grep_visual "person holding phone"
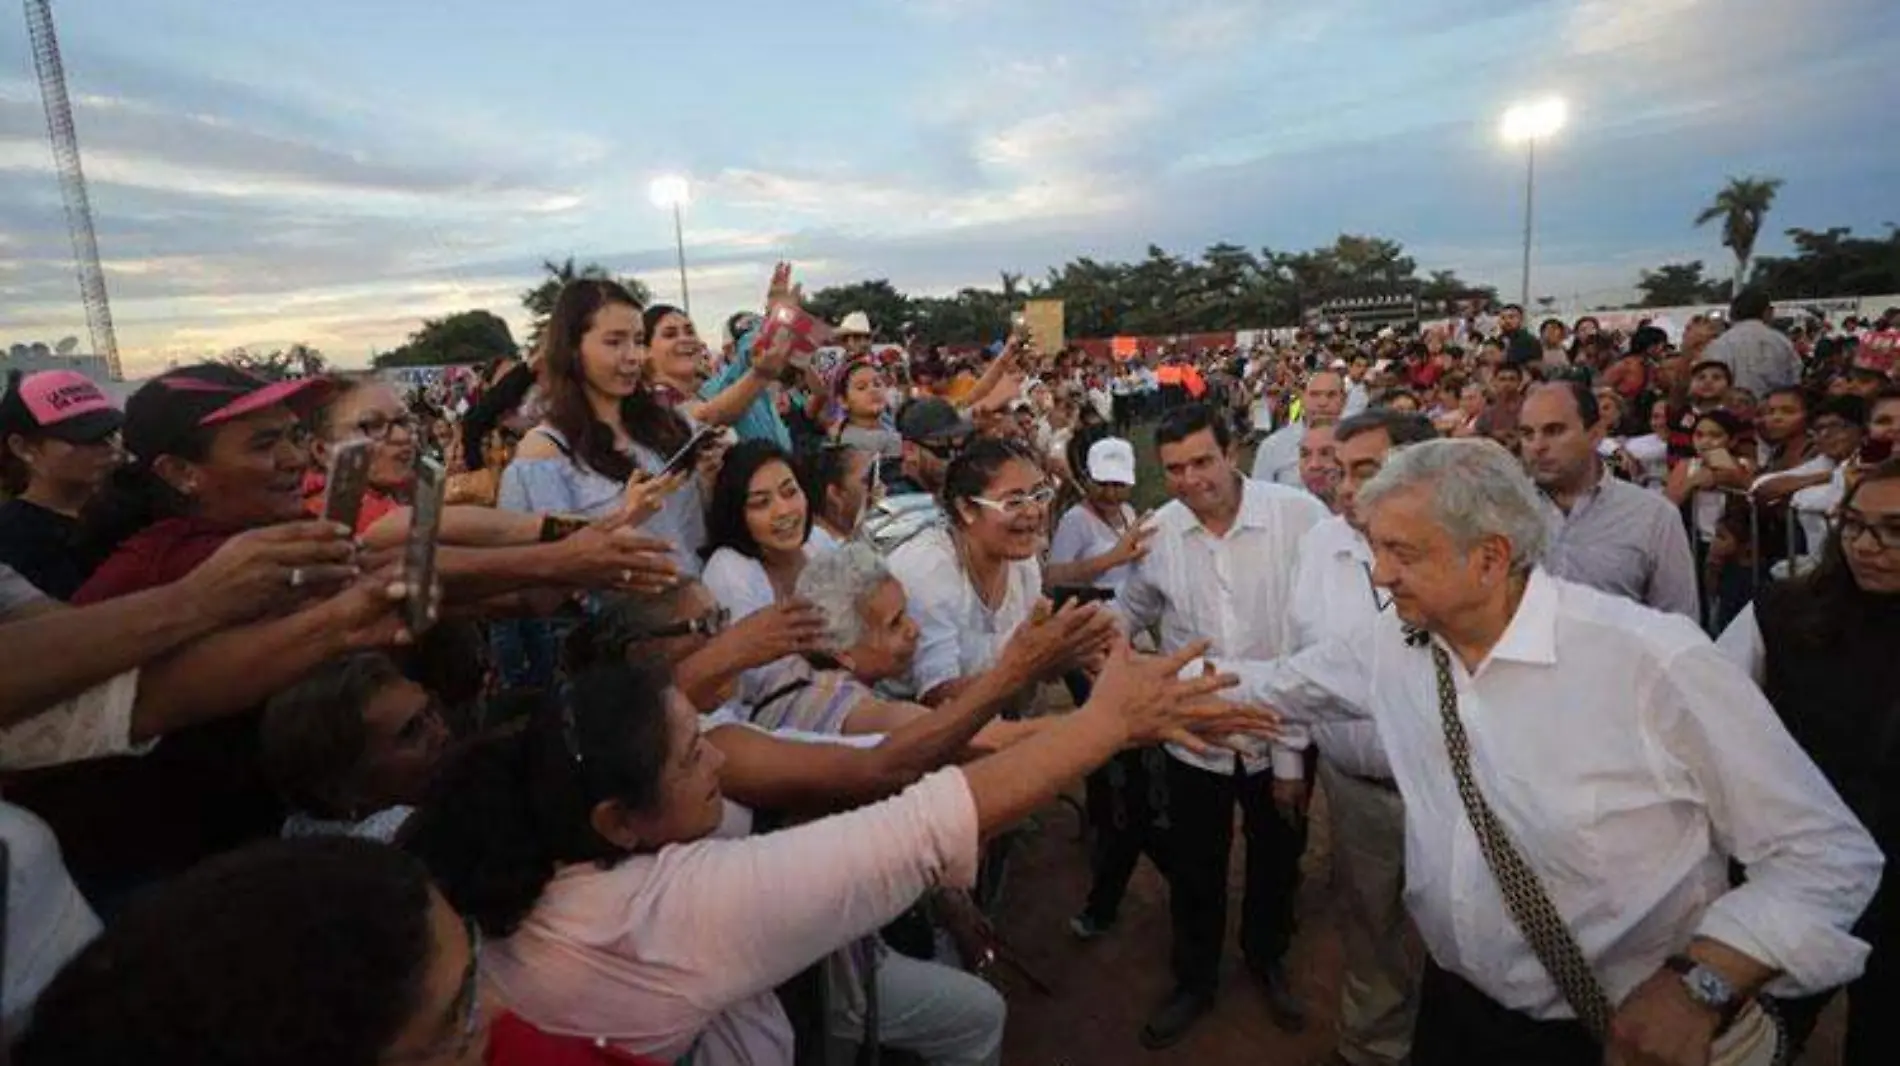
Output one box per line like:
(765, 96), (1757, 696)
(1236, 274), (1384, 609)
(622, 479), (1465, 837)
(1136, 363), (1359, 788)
(500, 280), (708, 576)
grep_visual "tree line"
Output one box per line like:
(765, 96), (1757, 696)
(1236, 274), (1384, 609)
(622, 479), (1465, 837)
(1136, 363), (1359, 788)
(223, 178), (1890, 373)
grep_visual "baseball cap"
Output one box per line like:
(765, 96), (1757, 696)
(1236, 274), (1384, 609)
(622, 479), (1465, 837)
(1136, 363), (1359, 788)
(123, 363), (333, 462)
(1086, 437), (1137, 486)
(0, 369), (123, 444)
(894, 396), (973, 444)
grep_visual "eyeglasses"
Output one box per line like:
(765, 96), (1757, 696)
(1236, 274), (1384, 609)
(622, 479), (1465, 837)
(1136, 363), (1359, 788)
(969, 484), (1057, 516)
(915, 439), (964, 461)
(355, 412), (419, 442)
(1838, 513), (1900, 551)
(1360, 561), (1394, 612)
(382, 917), (483, 1062)
(642, 606), (731, 640)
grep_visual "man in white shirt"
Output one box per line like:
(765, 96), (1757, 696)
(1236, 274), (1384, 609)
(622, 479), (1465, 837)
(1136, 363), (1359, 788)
(1115, 404), (1329, 1048)
(1704, 289), (1801, 398)
(1518, 382), (1700, 619)
(1286, 408), (1439, 1066)
(1225, 439), (1881, 1065)
(1251, 370), (1347, 486)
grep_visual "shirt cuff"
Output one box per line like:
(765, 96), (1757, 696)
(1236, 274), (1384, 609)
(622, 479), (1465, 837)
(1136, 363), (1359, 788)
(1270, 744), (1307, 781)
(1695, 889), (1873, 997)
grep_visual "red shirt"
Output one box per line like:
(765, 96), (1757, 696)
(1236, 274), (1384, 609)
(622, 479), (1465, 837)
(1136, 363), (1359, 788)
(5, 518), (283, 897)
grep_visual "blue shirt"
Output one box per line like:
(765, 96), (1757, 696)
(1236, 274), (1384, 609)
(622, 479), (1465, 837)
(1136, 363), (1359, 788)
(700, 331), (792, 450)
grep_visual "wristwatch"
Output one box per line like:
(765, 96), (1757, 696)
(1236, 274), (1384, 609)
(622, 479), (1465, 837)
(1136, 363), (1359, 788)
(1664, 955), (1743, 1028)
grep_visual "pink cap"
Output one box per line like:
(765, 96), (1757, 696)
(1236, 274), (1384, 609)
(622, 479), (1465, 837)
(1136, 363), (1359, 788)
(1, 370), (123, 442)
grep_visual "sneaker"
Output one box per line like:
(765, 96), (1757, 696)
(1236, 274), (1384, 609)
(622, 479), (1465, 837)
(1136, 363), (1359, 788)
(1068, 911), (1114, 941)
(1139, 988), (1213, 1050)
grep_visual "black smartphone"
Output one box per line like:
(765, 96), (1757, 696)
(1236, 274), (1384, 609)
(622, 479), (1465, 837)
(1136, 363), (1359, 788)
(404, 457), (445, 634)
(321, 439), (372, 532)
(660, 425), (724, 479)
(1051, 585), (1117, 608)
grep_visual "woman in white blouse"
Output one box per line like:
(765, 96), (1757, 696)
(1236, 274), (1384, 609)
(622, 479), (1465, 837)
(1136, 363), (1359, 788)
(886, 438), (1070, 706)
(701, 440), (817, 621)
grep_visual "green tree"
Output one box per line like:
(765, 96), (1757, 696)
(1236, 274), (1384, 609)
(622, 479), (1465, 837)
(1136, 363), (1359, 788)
(521, 258), (653, 349)
(1694, 176), (1784, 290)
(373, 310), (518, 369)
(214, 343), (327, 380)
(1751, 225), (1900, 299)
(799, 279), (914, 340)
(1634, 262), (1730, 307)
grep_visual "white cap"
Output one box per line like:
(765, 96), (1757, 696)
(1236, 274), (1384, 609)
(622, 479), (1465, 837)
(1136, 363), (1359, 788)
(1086, 437), (1137, 486)
(836, 311), (873, 337)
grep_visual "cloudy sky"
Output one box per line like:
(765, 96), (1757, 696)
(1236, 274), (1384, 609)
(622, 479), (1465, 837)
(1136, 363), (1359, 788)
(3, 0), (1896, 375)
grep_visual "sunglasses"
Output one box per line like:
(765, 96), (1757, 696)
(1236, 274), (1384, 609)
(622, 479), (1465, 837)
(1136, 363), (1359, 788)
(642, 606), (731, 640)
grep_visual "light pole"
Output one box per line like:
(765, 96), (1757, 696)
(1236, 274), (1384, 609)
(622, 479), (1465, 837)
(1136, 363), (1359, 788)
(648, 175), (692, 316)
(1499, 98), (1567, 310)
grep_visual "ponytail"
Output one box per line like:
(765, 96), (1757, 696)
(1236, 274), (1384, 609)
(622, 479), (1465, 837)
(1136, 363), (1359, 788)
(401, 661), (676, 937)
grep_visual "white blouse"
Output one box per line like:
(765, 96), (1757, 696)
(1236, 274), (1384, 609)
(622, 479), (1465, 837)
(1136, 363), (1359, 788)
(886, 526), (1040, 700)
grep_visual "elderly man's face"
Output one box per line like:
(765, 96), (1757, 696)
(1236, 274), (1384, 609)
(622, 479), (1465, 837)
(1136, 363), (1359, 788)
(1366, 483), (1512, 631)
(839, 578), (919, 683)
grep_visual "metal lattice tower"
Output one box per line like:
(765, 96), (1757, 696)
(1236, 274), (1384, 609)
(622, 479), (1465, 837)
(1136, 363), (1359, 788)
(25, 0), (121, 380)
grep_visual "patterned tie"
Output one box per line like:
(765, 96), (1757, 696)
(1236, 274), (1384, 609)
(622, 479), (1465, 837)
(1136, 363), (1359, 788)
(1429, 642), (1613, 1037)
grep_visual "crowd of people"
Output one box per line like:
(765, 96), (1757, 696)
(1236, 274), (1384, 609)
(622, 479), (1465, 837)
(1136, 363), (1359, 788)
(0, 264), (1895, 1066)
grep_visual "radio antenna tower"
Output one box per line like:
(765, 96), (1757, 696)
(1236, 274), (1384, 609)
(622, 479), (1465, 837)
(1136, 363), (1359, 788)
(25, 0), (122, 379)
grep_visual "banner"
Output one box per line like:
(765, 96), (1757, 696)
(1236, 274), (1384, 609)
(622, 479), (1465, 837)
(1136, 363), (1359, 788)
(1022, 299), (1066, 357)
(1110, 335), (1139, 361)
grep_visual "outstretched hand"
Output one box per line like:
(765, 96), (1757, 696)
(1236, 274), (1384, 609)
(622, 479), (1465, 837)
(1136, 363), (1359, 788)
(1084, 638), (1279, 754)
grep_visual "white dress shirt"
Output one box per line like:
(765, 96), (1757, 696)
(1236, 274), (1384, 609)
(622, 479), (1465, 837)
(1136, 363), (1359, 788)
(1282, 515), (1392, 780)
(1249, 422), (1307, 486)
(1224, 570), (1880, 1017)
(1116, 476), (1327, 775)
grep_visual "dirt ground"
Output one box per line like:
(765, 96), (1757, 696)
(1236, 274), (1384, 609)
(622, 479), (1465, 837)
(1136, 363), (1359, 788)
(981, 782), (1848, 1066)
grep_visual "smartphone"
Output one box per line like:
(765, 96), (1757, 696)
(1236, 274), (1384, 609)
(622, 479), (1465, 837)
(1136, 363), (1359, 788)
(1860, 438), (1895, 464)
(321, 440), (372, 532)
(660, 425), (724, 479)
(404, 457), (446, 635)
(1051, 585), (1117, 608)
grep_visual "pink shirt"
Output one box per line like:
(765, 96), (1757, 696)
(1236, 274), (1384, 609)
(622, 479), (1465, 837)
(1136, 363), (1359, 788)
(484, 769), (981, 1066)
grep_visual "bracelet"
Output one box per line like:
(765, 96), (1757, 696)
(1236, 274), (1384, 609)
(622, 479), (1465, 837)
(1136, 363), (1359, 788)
(539, 514), (589, 543)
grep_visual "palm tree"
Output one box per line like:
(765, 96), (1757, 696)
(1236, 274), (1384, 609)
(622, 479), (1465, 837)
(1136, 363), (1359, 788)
(1695, 176), (1784, 291)
(520, 258), (652, 348)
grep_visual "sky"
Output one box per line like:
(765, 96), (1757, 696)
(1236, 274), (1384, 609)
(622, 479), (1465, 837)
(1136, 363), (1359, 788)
(2, 0), (1897, 375)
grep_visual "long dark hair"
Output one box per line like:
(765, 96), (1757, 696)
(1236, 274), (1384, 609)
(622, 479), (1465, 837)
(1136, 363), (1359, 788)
(702, 438), (810, 561)
(1769, 458), (1900, 647)
(401, 660), (675, 937)
(78, 416), (217, 562)
(941, 436), (1040, 528)
(539, 280), (689, 482)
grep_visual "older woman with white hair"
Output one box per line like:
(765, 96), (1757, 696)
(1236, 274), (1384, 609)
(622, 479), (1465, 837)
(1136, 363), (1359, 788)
(1218, 439), (1880, 1066)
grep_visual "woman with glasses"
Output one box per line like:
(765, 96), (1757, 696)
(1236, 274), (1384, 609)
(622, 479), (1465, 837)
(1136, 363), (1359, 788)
(16, 836), (492, 1066)
(403, 649), (1255, 1066)
(1716, 457), (1900, 1066)
(888, 438), (1091, 707)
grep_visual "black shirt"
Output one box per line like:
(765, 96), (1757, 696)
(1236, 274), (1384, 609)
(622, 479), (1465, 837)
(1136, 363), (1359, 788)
(0, 498), (89, 600)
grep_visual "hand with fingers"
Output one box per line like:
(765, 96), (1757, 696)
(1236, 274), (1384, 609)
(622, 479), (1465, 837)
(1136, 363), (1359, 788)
(545, 524), (680, 594)
(1106, 520), (1157, 569)
(182, 519), (361, 625)
(718, 598), (832, 670)
(313, 563), (440, 651)
(999, 597), (1120, 682)
(1081, 638), (1279, 754)
(610, 469), (691, 531)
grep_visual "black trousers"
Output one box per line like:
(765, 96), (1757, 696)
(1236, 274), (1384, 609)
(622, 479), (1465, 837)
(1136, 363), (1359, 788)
(1412, 960), (1598, 1066)
(1165, 755), (1306, 995)
(1080, 748), (1166, 923)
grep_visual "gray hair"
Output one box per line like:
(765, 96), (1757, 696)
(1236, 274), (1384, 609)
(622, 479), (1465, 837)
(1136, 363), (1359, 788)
(795, 542), (895, 649)
(1357, 438), (1549, 573)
